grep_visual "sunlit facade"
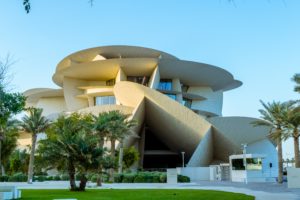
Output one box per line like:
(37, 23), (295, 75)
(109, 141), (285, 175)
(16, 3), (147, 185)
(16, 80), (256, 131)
(23, 45), (277, 173)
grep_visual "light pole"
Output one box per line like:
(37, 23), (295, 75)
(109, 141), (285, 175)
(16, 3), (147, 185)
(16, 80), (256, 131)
(181, 151), (185, 168)
(241, 143), (248, 184)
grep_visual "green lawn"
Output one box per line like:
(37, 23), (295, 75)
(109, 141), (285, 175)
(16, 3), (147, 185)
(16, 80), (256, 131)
(21, 189), (255, 200)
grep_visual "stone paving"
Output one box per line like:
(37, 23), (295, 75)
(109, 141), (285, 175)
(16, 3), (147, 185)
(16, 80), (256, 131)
(1, 181), (299, 200)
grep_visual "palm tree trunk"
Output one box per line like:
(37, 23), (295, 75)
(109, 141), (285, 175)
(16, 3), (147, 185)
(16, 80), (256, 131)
(118, 140), (124, 173)
(27, 133), (37, 184)
(96, 167), (102, 187)
(68, 159), (76, 191)
(109, 139), (116, 182)
(293, 129), (300, 168)
(277, 136), (283, 183)
(79, 174), (87, 191)
(96, 138), (104, 186)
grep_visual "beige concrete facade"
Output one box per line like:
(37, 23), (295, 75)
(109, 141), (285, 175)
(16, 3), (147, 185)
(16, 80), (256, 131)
(23, 45), (276, 168)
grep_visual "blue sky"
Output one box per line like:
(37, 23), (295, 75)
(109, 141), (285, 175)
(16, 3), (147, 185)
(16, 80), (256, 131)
(1, 0), (300, 158)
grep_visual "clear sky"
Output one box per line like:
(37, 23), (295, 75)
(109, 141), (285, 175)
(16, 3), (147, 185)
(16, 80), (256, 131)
(1, 0), (299, 158)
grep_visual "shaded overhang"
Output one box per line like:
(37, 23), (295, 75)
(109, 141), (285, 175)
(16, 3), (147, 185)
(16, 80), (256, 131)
(53, 58), (158, 86)
(158, 59), (242, 92)
(24, 88), (64, 105)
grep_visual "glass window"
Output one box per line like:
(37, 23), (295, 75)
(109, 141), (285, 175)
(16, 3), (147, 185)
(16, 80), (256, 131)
(106, 79), (115, 86)
(95, 96), (116, 106)
(182, 97), (192, 108)
(231, 158), (263, 171)
(246, 158), (262, 170)
(232, 159), (245, 170)
(181, 84), (189, 92)
(127, 76), (149, 86)
(158, 79), (172, 91)
(166, 94), (176, 100)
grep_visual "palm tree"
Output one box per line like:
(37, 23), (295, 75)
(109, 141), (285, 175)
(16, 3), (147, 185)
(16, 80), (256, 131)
(21, 107), (50, 184)
(39, 113), (102, 191)
(104, 111), (136, 181)
(284, 105), (300, 168)
(1, 119), (19, 175)
(292, 73), (300, 93)
(92, 112), (111, 186)
(253, 100), (293, 183)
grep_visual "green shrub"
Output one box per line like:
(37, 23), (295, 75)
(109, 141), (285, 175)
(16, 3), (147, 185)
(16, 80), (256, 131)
(112, 171), (190, 183)
(8, 172), (27, 182)
(114, 174), (123, 183)
(178, 174), (190, 183)
(102, 174), (109, 183)
(0, 175), (9, 182)
(159, 173), (167, 183)
(75, 174), (81, 181)
(46, 176), (53, 181)
(152, 174), (161, 183)
(122, 173), (135, 183)
(90, 174), (98, 183)
(53, 175), (61, 181)
(61, 174), (69, 181)
(34, 175), (46, 182)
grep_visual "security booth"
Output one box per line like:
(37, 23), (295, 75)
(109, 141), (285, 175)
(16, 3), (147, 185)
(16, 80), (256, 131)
(229, 154), (275, 182)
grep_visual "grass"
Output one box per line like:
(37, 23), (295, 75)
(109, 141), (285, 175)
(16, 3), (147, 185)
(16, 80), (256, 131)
(21, 189), (255, 200)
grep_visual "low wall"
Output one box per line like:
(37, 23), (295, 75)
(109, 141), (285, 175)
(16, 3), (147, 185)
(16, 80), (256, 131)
(287, 167), (300, 188)
(177, 167), (210, 181)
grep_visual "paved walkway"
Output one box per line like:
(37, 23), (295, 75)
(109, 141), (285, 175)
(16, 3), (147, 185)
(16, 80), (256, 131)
(1, 181), (299, 200)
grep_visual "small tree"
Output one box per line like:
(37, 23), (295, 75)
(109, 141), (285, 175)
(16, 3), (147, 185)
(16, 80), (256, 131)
(1, 120), (19, 175)
(117, 146), (139, 170)
(21, 107), (50, 183)
(284, 105), (300, 168)
(39, 113), (104, 191)
(103, 111), (136, 181)
(0, 81), (25, 175)
(253, 100), (293, 183)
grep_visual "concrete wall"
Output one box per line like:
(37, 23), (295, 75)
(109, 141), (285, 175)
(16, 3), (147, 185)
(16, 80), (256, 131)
(149, 66), (160, 89)
(187, 128), (213, 166)
(188, 86), (223, 116)
(247, 139), (278, 179)
(177, 167), (210, 181)
(287, 168), (300, 188)
(63, 77), (89, 111)
(36, 97), (67, 116)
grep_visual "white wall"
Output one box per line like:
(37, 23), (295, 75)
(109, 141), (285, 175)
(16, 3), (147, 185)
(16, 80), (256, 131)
(63, 77), (89, 111)
(247, 139), (278, 179)
(177, 167), (210, 181)
(149, 66), (160, 89)
(36, 97), (67, 116)
(287, 168), (300, 188)
(188, 86), (223, 116)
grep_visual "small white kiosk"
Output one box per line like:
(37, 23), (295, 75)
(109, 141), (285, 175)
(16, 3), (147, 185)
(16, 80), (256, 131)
(229, 154), (276, 182)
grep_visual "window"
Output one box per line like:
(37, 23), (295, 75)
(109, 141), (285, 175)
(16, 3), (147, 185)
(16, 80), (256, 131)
(158, 79), (172, 91)
(246, 158), (262, 170)
(166, 94), (176, 100)
(182, 97), (192, 108)
(181, 84), (189, 93)
(95, 96), (116, 105)
(231, 158), (263, 171)
(106, 79), (115, 86)
(127, 76), (149, 86)
(232, 159), (245, 170)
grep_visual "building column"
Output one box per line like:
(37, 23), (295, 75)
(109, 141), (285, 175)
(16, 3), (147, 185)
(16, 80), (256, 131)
(172, 78), (183, 103)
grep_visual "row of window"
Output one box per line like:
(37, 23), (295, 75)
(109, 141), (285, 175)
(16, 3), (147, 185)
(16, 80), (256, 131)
(95, 96), (116, 106)
(231, 158), (263, 171)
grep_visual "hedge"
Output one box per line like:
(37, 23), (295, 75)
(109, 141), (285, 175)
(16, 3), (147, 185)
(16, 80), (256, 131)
(0, 172), (190, 183)
(114, 172), (190, 183)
